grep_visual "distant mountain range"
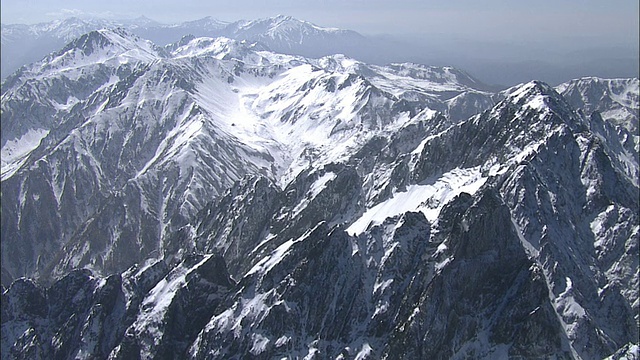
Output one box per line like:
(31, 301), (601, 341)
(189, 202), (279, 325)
(1, 15), (366, 81)
(3, 15), (638, 87)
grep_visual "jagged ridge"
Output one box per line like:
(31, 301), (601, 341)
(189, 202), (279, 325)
(1, 25), (638, 360)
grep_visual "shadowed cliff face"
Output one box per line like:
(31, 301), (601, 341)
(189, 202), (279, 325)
(2, 254), (235, 360)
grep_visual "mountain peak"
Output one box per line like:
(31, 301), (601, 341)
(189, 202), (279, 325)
(171, 36), (267, 59)
(501, 80), (561, 107)
(555, 76), (639, 136)
(482, 80), (588, 143)
(122, 15), (162, 28)
(232, 15), (349, 36)
(133, 15), (154, 22)
(517, 80), (556, 95)
(180, 16), (229, 30)
(44, 27), (164, 71)
(273, 14), (294, 22)
(58, 16), (85, 24)
(57, 29), (115, 56)
(267, 15), (344, 33)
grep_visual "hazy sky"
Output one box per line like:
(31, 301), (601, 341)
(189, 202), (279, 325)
(1, 0), (638, 44)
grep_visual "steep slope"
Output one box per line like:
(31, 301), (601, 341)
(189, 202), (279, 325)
(556, 77), (640, 191)
(556, 77), (639, 135)
(1, 30), (492, 286)
(557, 77), (639, 163)
(1, 28), (171, 283)
(3, 80), (637, 359)
(182, 81), (638, 359)
(0, 17), (158, 79)
(2, 254), (234, 359)
(1, 28), (165, 175)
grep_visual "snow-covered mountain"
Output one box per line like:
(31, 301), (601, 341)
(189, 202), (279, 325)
(556, 77), (639, 156)
(1, 17), (148, 80)
(1, 26), (638, 359)
(1, 15), (367, 80)
(556, 77), (638, 133)
(1, 28), (493, 285)
(219, 15), (366, 58)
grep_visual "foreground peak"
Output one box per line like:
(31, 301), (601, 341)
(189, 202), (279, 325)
(516, 80), (556, 94)
(502, 80), (560, 103)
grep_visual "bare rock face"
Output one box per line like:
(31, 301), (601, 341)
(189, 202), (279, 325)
(385, 189), (572, 359)
(2, 254), (235, 360)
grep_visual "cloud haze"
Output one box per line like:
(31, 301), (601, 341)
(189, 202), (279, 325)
(2, 0), (637, 41)
(1, 0), (638, 86)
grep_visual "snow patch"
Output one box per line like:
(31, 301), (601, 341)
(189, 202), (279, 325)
(1, 128), (49, 180)
(510, 216), (540, 258)
(555, 276), (587, 338)
(275, 335), (290, 348)
(347, 167), (486, 236)
(291, 171), (336, 216)
(354, 343), (373, 360)
(249, 333), (270, 355)
(373, 278), (393, 295)
(435, 257), (452, 271)
(132, 255), (212, 351)
(246, 238), (297, 276)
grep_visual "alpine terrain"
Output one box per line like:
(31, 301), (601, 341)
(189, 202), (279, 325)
(1, 21), (638, 360)
(1, 15), (366, 80)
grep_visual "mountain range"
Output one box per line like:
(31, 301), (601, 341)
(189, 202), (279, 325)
(1, 15), (366, 81)
(4, 15), (638, 87)
(1, 20), (639, 360)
